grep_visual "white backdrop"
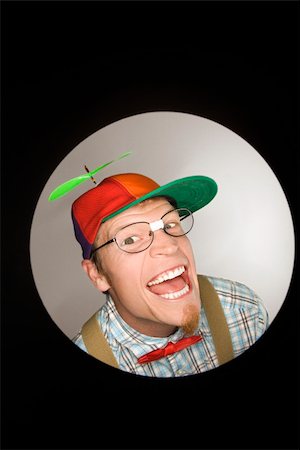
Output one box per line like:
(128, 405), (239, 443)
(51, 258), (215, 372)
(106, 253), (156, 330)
(30, 112), (295, 339)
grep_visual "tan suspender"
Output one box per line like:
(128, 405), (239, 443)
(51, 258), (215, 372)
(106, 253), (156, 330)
(81, 274), (233, 368)
(197, 275), (234, 365)
(81, 312), (119, 368)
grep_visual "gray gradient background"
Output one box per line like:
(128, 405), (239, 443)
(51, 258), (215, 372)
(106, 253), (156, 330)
(30, 112), (295, 339)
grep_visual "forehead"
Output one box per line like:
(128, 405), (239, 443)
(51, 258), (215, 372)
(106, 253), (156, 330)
(98, 197), (174, 241)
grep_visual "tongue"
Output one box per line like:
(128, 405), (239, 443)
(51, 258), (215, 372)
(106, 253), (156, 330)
(148, 275), (186, 295)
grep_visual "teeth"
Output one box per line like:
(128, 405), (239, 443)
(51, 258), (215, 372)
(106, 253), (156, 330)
(147, 266), (185, 286)
(160, 283), (190, 300)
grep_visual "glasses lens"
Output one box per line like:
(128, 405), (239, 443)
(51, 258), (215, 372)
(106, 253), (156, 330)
(115, 222), (153, 253)
(163, 208), (194, 236)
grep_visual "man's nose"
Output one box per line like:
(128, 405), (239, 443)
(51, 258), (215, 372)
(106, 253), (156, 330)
(149, 228), (179, 257)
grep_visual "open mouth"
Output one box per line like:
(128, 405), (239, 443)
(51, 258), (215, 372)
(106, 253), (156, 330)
(146, 265), (191, 300)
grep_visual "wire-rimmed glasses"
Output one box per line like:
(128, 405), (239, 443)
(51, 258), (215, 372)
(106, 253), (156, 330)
(91, 207), (194, 255)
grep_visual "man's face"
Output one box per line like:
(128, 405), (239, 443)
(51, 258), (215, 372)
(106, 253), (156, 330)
(93, 198), (201, 337)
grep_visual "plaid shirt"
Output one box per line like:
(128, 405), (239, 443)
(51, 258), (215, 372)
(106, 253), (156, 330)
(73, 275), (269, 377)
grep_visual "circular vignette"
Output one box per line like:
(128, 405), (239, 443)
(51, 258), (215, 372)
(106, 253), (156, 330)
(30, 111), (295, 372)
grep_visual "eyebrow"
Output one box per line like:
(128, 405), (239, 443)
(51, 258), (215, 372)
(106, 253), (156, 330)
(111, 220), (149, 235)
(108, 207), (177, 237)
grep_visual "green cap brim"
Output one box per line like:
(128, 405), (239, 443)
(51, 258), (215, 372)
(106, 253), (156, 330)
(103, 175), (218, 223)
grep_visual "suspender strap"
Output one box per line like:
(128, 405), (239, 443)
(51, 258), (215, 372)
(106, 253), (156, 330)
(198, 275), (234, 365)
(82, 275), (234, 368)
(81, 313), (119, 368)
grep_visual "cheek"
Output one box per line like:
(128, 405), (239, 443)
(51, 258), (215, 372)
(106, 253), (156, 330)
(181, 237), (197, 268)
(105, 254), (152, 316)
(180, 238), (199, 289)
(104, 251), (146, 291)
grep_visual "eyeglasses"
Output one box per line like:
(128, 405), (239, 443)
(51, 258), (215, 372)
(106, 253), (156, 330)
(91, 207), (194, 255)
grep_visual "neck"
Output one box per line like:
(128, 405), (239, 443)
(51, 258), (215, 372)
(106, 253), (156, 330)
(109, 294), (178, 337)
(119, 313), (178, 338)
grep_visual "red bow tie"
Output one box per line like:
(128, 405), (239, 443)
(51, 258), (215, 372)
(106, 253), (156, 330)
(138, 335), (203, 364)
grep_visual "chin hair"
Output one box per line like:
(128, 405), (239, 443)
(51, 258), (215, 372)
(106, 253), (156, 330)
(181, 304), (200, 335)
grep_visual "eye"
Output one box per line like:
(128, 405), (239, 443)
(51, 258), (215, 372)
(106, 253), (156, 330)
(121, 235), (140, 246)
(164, 222), (177, 230)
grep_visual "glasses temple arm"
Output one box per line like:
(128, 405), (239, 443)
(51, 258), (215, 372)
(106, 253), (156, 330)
(91, 238), (116, 256)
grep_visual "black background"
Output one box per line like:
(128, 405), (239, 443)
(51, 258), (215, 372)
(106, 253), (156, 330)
(2, 1), (299, 449)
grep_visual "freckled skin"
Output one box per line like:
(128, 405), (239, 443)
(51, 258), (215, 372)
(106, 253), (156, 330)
(82, 199), (201, 337)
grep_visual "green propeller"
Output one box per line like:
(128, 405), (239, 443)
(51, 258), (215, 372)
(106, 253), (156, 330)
(48, 151), (132, 201)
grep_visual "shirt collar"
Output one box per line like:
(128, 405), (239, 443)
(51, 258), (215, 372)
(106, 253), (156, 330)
(104, 295), (203, 360)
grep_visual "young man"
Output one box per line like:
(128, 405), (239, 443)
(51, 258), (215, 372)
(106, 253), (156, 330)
(72, 172), (269, 377)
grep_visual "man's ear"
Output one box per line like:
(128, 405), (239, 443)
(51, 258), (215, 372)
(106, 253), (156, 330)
(81, 259), (111, 292)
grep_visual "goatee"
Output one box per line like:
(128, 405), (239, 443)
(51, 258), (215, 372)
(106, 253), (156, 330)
(182, 304), (200, 335)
